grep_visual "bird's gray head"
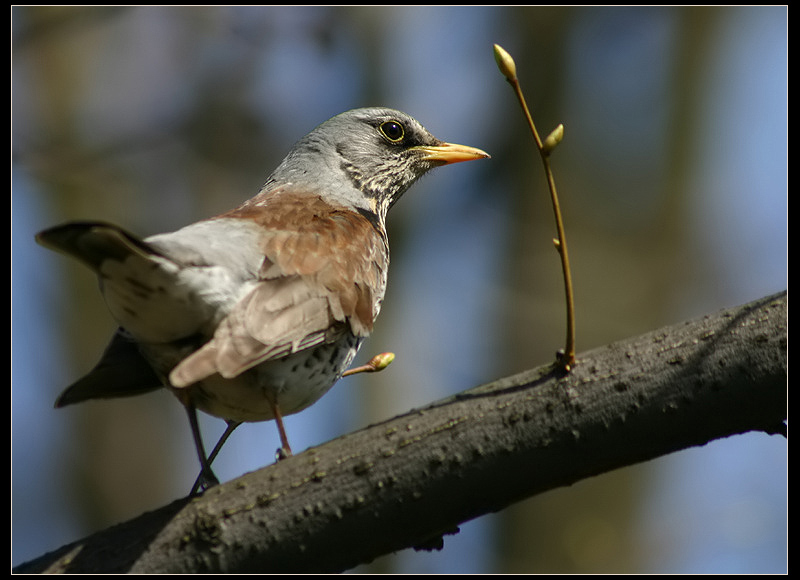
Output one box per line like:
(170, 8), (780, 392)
(268, 107), (489, 220)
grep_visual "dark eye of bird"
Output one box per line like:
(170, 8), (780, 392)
(379, 121), (405, 143)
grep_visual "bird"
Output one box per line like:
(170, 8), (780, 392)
(36, 107), (489, 493)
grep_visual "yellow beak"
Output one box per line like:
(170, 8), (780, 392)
(416, 142), (490, 165)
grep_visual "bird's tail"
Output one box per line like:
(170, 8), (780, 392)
(35, 221), (163, 272)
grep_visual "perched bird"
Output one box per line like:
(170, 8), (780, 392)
(37, 107), (489, 492)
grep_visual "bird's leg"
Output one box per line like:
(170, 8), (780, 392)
(189, 419), (241, 496)
(185, 405), (220, 495)
(264, 354), (396, 463)
(204, 420), (242, 467)
(267, 397), (293, 460)
(342, 352), (395, 377)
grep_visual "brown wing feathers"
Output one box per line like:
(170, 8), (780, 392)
(170, 191), (387, 388)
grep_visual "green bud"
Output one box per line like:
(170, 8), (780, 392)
(493, 44), (517, 81)
(542, 123), (564, 155)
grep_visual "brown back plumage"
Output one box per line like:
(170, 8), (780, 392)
(169, 189), (389, 388)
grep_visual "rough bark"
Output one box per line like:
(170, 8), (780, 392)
(15, 291), (787, 574)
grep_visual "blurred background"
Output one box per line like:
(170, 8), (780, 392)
(12, 6), (786, 573)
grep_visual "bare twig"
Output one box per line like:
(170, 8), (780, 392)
(494, 44), (576, 371)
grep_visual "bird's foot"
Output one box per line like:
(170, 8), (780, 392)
(189, 468), (220, 497)
(275, 446), (293, 462)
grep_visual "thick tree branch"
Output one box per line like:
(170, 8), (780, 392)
(16, 291), (787, 573)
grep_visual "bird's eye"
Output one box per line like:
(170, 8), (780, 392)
(379, 121), (405, 143)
